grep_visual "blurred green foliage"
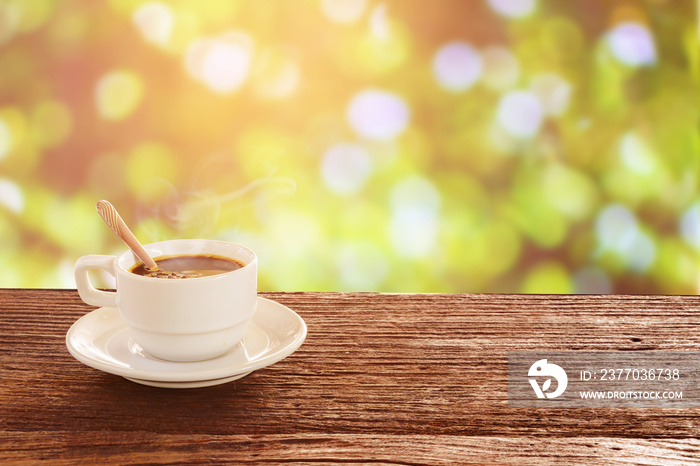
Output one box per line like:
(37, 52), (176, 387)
(0, 0), (697, 293)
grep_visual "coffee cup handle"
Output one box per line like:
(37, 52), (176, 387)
(74, 255), (118, 308)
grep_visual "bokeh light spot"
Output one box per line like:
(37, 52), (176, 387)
(390, 210), (438, 259)
(337, 241), (389, 290)
(369, 3), (389, 39)
(321, 0), (367, 24)
(619, 132), (657, 174)
(95, 70), (144, 121)
(627, 232), (656, 272)
(574, 267), (612, 294)
(236, 126), (300, 179)
(433, 41), (483, 92)
(321, 143), (373, 195)
(521, 261), (573, 294)
(389, 176), (440, 258)
(15, 0), (54, 33)
(133, 1), (174, 47)
(265, 211), (327, 290)
(164, 9), (200, 53)
(481, 46), (520, 91)
(466, 220), (522, 281)
(352, 17), (411, 75)
(252, 48), (300, 99)
(496, 90), (543, 138)
(390, 175), (440, 215)
(30, 99), (72, 148)
(347, 89), (410, 141)
(0, 117), (11, 160)
(186, 31), (254, 94)
(0, 178), (23, 213)
(488, 0), (536, 19)
(0, 108), (27, 158)
(43, 195), (105, 253)
(542, 164), (598, 220)
(107, 0), (143, 15)
(596, 204), (639, 251)
(606, 22), (656, 67)
(653, 238), (699, 294)
(530, 73), (571, 116)
(595, 204), (656, 272)
(0, 1), (21, 45)
(680, 202), (700, 252)
(126, 143), (180, 203)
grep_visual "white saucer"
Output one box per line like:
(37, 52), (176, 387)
(66, 297), (307, 388)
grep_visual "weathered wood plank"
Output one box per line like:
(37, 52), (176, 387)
(1, 432), (699, 465)
(2, 290), (700, 462)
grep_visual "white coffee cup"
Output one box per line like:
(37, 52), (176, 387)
(74, 239), (257, 362)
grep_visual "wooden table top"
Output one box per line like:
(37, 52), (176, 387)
(1, 289), (699, 464)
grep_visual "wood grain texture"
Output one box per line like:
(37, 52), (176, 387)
(2, 289), (700, 464)
(2, 432), (699, 465)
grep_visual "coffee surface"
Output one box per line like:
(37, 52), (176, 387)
(130, 254), (245, 278)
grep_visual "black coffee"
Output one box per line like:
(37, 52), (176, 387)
(130, 254), (245, 278)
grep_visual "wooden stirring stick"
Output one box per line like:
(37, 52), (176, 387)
(96, 200), (195, 279)
(96, 200), (158, 270)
